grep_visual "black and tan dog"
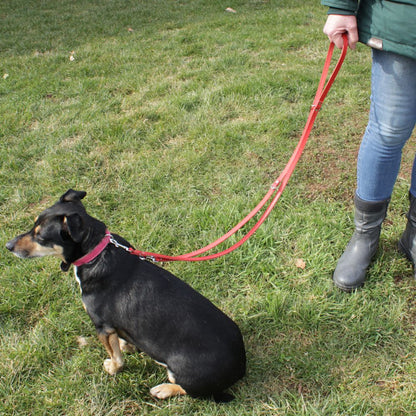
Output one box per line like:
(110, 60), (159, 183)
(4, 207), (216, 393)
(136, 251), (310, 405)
(6, 189), (246, 402)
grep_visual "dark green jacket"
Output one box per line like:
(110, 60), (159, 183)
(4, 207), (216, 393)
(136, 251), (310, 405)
(321, 0), (416, 60)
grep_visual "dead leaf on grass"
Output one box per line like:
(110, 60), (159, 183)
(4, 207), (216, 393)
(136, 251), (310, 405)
(295, 258), (306, 269)
(76, 336), (89, 348)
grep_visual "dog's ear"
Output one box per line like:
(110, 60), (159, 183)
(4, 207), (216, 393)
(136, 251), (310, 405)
(60, 189), (87, 203)
(63, 213), (84, 243)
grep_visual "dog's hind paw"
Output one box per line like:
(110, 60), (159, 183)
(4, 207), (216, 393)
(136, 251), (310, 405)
(150, 383), (186, 399)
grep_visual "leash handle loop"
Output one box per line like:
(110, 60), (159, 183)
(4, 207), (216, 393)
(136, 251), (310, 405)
(132, 36), (348, 262)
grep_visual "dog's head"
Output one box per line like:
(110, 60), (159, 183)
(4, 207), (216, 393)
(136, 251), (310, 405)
(6, 189), (106, 271)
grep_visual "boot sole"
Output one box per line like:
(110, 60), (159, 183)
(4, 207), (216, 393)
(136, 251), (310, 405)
(332, 277), (364, 292)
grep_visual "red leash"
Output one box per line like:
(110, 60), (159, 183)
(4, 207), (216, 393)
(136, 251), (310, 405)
(130, 37), (348, 262)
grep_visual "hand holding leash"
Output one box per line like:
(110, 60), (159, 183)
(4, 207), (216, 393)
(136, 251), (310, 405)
(323, 14), (358, 50)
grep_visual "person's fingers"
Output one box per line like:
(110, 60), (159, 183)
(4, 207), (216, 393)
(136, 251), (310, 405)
(323, 14), (358, 50)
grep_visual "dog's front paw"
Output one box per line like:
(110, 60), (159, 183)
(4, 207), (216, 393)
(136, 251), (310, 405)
(150, 383), (186, 399)
(103, 358), (123, 375)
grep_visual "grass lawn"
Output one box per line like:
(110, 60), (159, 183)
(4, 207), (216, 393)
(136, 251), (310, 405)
(1, 0), (416, 414)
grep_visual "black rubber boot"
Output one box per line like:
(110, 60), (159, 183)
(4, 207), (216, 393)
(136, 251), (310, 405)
(333, 195), (390, 292)
(398, 192), (416, 276)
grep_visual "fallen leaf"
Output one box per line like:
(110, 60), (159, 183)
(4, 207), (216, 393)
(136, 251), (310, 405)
(128, 27), (134, 32)
(76, 336), (88, 348)
(295, 258), (306, 269)
(3, 73), (9, 79)
(225, 7), (237, 13)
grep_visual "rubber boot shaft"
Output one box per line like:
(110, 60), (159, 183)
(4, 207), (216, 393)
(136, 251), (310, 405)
(333, 195), (389, 292)
(398, 192), (416, 276)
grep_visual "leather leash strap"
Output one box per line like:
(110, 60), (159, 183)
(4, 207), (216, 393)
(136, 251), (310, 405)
(130, 36), (348, 262)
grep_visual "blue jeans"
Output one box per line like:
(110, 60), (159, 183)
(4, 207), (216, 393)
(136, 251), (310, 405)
(356, 49), (416, 202)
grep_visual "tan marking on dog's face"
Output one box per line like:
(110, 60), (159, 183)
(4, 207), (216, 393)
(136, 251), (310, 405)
(11, 233), (64, 259)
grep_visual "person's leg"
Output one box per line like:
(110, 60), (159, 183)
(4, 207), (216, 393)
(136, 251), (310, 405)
(356, 50), (416, 202)
(334, 50), (416, 291)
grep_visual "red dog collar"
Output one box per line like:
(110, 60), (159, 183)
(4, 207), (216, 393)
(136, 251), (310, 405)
(73, 230), (111, 267)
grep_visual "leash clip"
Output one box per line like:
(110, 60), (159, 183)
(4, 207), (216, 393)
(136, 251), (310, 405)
(109, 235), (131, 252)
(109, 237), (160, 263)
